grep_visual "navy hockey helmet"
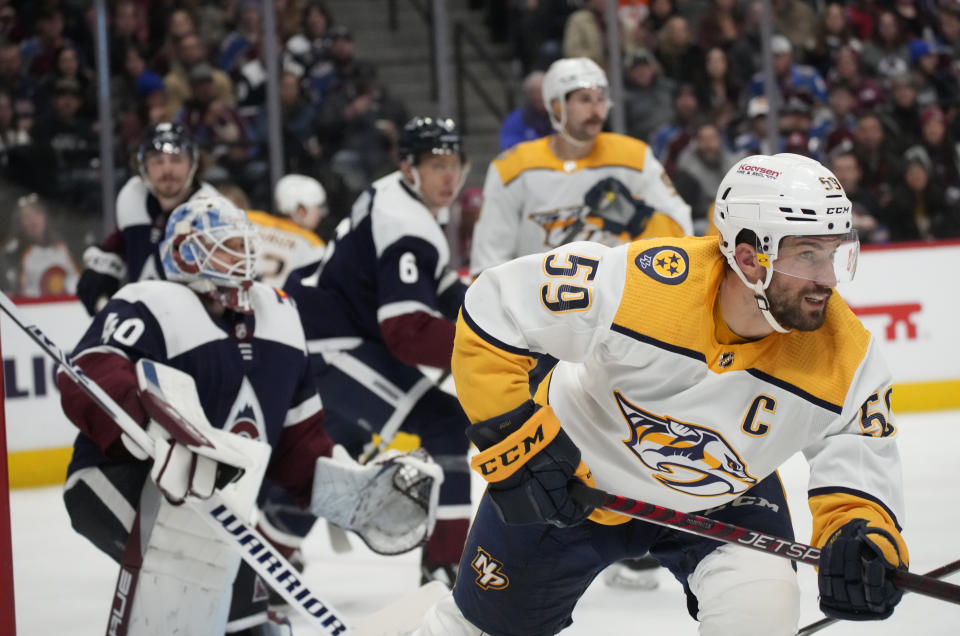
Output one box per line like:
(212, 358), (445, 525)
(398, 116), (464, 165)
(137, 121), (199, 194)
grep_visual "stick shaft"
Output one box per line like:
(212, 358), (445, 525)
(570, 483), (960, 606)
(0, 292), (351, 634)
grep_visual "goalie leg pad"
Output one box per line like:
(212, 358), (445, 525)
(411, 590), (483, 636)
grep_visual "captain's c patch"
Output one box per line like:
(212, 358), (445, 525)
(635, 246), (689, 284)
(471, 547), (510, 590)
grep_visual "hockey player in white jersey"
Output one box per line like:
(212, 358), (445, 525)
(59, 196), (442, 635)
(76, 121), (221, 315)
(470, 57), (693, 277)
(284, 116), (473, 587)
(415, 153), (908, 636)
(247, 174), (327, 287)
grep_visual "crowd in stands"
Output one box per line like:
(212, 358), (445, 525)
(2, 0), (960, 297)
(493, 0), (960, 240)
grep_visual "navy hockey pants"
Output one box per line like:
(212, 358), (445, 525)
(453, 473), (794, 636)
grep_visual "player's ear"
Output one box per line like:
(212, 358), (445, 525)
(733, 242), (764, 284)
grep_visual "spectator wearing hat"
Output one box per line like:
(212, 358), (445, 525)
(903, 106), (960, 206)
(499, 70), (551, 151)
(164, 32), (235, 116)
(325, 25), (378, 99)
(908, 39), (959, 109)
(749, 34), (827, 104)
(30, 77), (99, 205)
(860, 10), (911, 80)
(623, 48), (675, 143)
(879, 152), (960, 241)
(733, 96), (778, 155)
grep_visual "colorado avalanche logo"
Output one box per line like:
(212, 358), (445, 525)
(615, 391), (755, 496)
(634, 246), (689, 285)
(225, 377), (266, 441)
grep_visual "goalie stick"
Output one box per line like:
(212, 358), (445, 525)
(0, 291), (432, 635)
(797, 558), (960, 635)
(569, 483), (960, 607)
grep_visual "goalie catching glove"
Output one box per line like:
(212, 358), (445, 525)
(468, 399), (594, 527)
(818, 518), (907, 621)
(583, 177), (655, 238)
(311, 445), (444, 555)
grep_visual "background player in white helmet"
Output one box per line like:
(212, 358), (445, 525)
(284, 116), (474, 587)
(414, 153), (907, 635)
(245, 174), (328, 287)
(469, 56), (693, 277)
(59, 196), (441, 635)
(75, 121), (220, 315)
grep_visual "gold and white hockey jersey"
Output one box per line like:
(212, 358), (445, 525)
(470, 132), (693, 275)
(247, 210), (325, 288)
(454, 235), (906, 553)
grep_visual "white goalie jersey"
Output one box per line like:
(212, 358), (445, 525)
(453, 235), (905, 545)
(470, 133), (693, 275)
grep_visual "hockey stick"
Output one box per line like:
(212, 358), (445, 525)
(0, 292), (426, 635)
(569, 483), (960, 606)
(797, 558), (960, 635)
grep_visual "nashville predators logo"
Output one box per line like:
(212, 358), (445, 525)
(471, 547), (509, 590)
(634, 246), (689, 285)
(615, 391), (755, 497)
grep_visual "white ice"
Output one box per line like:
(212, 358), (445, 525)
(11, 409), (960, 635)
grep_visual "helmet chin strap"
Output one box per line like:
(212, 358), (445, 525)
(727, 256), (791, 334)
(403, 159), (471, 211)
(552, 107), (592, 150)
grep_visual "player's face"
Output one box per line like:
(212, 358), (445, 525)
(562, 87), (608, 141)
(416, 154), (463, 209)
(208, 236), (251, 277)
(144, 151), (192, 199)
(765, 236), (843, 331)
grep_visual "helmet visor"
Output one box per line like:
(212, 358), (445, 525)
(769, 230), (859, 286)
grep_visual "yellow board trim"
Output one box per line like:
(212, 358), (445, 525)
(892, 379), (960, 412)
(8, 446), (72, 489)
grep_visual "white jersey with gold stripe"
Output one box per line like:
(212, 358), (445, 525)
(470, 133), (693, 275)
(455, 235), (904, 544)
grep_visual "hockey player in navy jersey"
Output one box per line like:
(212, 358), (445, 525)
(284, 116), (472, 586)
(76, 121), (221, 315)
(414, 153), (908, 635)
(59, 196), (442, 635)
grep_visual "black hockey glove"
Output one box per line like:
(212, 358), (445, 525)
(583, 177), (655, 237)
(76, 268), (121, 316)
(818, 518), (906, 621)
(467, 399), (594, 527)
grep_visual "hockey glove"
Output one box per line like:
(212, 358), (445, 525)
(468, 400), (594, 527)
(583, 177), (655, 237)
(818, 518), (907, 621)
(77, 245), (127, 316)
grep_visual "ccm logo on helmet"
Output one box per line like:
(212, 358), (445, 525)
(736, 164), (781, 179)
(826, 206), (851, 214)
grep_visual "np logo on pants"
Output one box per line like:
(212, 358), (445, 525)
(471, 547), (510, 590)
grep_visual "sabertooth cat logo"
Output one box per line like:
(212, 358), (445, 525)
(615, 391), (756, 497)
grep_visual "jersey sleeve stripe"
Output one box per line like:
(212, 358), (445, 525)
(746, 368), (843, 414)
(284, 393), (323, 428)
(377, 300), (443, 323)
(461, 306), (534, 358)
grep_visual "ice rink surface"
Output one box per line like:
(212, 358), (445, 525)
(11, 409), (960, 635)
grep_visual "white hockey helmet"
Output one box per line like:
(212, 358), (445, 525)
(714, 153), (859, 332)
(541, 57), (610, 136)
(274, 174), (327, 217)
(160, 195), (258, 312)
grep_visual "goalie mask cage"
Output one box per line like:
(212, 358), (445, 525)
(0, 329), (16, 633)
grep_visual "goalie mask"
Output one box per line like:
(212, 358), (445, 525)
(714, 153), (859, 333)
(160, 196), (259, 313)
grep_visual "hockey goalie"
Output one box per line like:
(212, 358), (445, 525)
(57, 195), (442, 635)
